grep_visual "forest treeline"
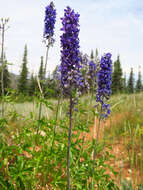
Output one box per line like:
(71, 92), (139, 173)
(0, 45), (142, 98)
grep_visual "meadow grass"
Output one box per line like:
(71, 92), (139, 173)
(0, 93), (143, 189)
(104, 93), (143, 186)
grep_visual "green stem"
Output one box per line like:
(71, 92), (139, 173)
(1, 23), (5, 117)
(67, 94), (73, 190)
(37, 46), (49, 140)
(44, 46), (49, 77)
(91, 106), (102, 189)
(50, 95), (61, 153)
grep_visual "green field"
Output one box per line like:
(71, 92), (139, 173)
(0, 93), (143, 189)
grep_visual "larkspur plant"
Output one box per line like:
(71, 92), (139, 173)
(96, 53), (112, 118)
(60, 6), (82, 190)
(44, 1), (56, 45)
(92, 53), (112, 187)
(37, 2), (56, 140)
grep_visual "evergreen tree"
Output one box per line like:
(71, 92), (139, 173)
(90, 50), (94, 60)
(18, 45), (28, 94)
(38, 56), (46, 94)
(136, 66), (142, 93)
(127, 68), (134, 93)
(122, 72), (127, 93)
(95, 48), (98, 57)
(45, 68), (60, 98)
(112, 55), (123, 94)
(29, 73), (37, 96)
(38, 56), (44, 81)
(0, 56), (11, 95)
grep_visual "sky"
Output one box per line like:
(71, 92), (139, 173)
(0, 0), (143, 78)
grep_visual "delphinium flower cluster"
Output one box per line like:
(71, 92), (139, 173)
(44, 1), (56, 46)
(96, 53), (112, 118)
(42, 1), (56, 76)
(60, 6), (82, 96)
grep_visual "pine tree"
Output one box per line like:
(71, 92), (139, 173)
(90, 50), (94, 60)
(18, 45), (28, 94)
(122, 72), (127, 93)
(29, 74), (37, 96)
(95, 48), (98, 57)
(136, 66), (142, 93)
(38, 56), (44, 81)
(38, 56), (46, 94)
(112, 55), (123, 94)
(127, 68), (134, 93)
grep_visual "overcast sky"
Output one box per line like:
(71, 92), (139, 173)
(0, 0), (143, 77)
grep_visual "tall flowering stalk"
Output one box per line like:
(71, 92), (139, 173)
(37, 2), (56, 138)
(92, 53), (112, 176)
(60, 6), (81, 190)
(43, 1), (56, 75)
(96, 53), (112, 119)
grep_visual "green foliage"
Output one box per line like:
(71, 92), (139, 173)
(18, 45), (28, 95)
(122, 73), (127, 93)
(127, 68), (134, 93)
(112, 55), (123, 94)
(0, 96), (120, 189)
(121, 180), (143, 190)
(38, 56), (44, 81)
(29, 74), (37, 96)
(1, 92), (143, 189)
(90, 49), (94, 60)
(44, 66), (61, 98)
(0, 121), (119, 189)
(136, 66), (142, 93)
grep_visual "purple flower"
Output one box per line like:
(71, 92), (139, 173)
(44, 2), (56, 43)
(96, 53), (112, 118)
(79, 52), (89, 67)
(60, 6), (82, 95)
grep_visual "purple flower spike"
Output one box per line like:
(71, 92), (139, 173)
(60, 6), (82, 95)
(96, 53), (112, 118)
(44, 2), (56, 44)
